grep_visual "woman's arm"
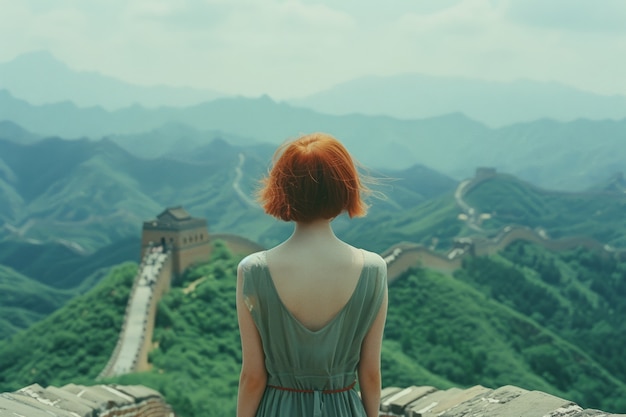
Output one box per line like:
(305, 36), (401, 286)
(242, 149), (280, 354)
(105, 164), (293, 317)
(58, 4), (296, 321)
(236, 263), (267, 417)
(358, 286), (388, 417)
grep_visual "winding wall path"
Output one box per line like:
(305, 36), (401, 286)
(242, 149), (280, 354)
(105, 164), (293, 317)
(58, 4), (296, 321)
(100, 169), (625, 377)
(232, 153), (258, 207)
(99, 246), (171, 379)
(99, 235), (262, 379)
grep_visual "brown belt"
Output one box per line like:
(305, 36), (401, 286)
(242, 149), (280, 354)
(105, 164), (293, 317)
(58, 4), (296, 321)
(268, 380), (356, 394)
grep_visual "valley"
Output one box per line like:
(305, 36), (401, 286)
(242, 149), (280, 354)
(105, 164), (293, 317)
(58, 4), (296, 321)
(1, 87), (625, 417)
(1, 128), (625, 343)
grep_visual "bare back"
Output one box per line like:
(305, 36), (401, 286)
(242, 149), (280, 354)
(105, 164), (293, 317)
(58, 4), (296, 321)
(265, 240), (365, 332)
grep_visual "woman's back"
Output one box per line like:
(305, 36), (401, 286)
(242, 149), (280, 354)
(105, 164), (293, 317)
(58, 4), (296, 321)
(236, 133), (387, 417)
(264, 227), (365, 332)
(239, 246), (387, 416)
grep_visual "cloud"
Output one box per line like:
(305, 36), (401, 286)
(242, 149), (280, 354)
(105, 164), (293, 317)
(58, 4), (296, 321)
(355, 0), (626, 97)
(500, 0), (626, 33)
(213, 0), (356, 46)
(1, 0), (625, 98)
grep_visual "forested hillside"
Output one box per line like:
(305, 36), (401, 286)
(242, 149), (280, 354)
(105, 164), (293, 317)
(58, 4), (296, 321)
(0, 135), (457, 254)
(0, 263), (134, 388)
(0, 238), (139, 339)
(0, 136), (273, 252)
(1, 241), (625, 416)
(391, 243), (626, 412)
(0, 265), (72, 339)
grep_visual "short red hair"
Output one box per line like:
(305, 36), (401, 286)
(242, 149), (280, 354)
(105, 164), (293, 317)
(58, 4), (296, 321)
(258, 133), (369, 222)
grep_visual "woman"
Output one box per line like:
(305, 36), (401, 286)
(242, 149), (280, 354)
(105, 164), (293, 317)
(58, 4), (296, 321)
(236, 133), (388, 417)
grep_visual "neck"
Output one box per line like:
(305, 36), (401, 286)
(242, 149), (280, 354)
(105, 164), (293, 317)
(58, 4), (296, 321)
(289, 218), (338, 243)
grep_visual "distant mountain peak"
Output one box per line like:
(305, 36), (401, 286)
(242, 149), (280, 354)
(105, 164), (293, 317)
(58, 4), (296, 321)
(258, 94), (274, 102)
(0, 51), (225, 110)
(4, 50), (65, 66)
(599, 172), (626, 193)
(0, 120), (40, 144)
(290, 73), (626, 127)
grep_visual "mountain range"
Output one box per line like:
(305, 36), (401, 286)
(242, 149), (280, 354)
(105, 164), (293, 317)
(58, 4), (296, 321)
(290, 74), (626, 127)
(2, 52), (625, 192)
(0, 51), (223, 110)
(3, 51), (626, 127)
(0, 130), (457, 254)
(4, 127), (624, 256)
(2, 92), (626, 192)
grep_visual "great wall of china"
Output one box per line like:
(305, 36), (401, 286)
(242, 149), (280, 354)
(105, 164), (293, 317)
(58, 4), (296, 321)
(97, 169), (626, 379)
(97, 231), (264, 379)
(383, 168), (626, 283)
(3, 169), (625, 416)
(99, 246), (172, 378)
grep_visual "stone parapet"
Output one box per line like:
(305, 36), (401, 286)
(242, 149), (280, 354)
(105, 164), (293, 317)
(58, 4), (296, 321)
(0, 384), (174, 417)
(379, 385), (626, 417)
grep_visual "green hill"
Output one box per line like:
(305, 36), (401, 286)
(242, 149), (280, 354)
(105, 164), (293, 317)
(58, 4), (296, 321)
(0, 262), (134, 387)
(0, 135), (457, 254)
(2, 241), (625, 416)
(496, 242), (626, 389)
(332, 170), (626, 255)
(0, 237), (139, 340)
(340, 191), (465, 253)
(0, 136), (274, 252)
(0, 237), (138, 290)
(2, 130), (624, 261)
(464, 173), (626, 247)
(385, 242), (626, 412)
(388, 263), (626, 412)
(0, 265), (73, 339)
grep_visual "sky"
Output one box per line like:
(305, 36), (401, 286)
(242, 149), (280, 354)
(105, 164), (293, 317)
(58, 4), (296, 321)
(1, 0), (626, 99)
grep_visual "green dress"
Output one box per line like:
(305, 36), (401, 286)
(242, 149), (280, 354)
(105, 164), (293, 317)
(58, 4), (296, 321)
(240, 249), (387, 417)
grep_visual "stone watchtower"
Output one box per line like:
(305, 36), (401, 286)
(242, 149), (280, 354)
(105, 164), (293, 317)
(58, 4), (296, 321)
(141, 206), (211, 278)
(475, 167), (497, 181)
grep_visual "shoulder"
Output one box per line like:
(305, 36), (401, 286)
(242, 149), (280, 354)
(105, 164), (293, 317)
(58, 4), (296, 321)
(360, 249), (387, 271)
(237, 251), (267, 274)
(359, 249), (388, 284)
(357, 249), (388, 309)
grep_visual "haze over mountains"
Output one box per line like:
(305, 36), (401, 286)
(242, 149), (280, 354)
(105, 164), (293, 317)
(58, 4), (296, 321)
(0, 51), (223, 110)
(291, 74), (626, 127)
(3, 51), (626, 126)
(2, 93), (626, 192)
(2, 51), (626, 191)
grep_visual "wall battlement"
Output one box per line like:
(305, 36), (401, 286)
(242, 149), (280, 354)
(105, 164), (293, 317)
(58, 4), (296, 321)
(378, 384), (624, 417)
(0, 383), (174, 417)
